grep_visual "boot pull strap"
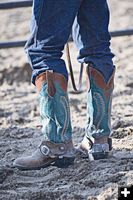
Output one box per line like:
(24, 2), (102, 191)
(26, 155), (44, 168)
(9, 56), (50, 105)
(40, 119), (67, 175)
(46, 70), (56, 97)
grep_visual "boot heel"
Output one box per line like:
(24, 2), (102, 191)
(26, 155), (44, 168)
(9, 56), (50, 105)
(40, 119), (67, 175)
(54, 157), (75, 168)
(108, 138), (112, 151)
(92, 152), (109, 160)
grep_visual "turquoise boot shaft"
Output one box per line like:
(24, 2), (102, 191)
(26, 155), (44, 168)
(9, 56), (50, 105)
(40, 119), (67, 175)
(13, 72), (75, 170)
(39, 80), (72, 143)
(86, 66), (115, 139)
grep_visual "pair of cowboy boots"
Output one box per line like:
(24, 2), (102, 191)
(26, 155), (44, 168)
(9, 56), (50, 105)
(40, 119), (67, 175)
(13, 65), (115, 170)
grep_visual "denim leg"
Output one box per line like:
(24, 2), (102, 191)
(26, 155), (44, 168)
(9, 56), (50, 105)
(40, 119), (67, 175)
(72, 0), (115, 82)
(25, 0), (82, 85)
(72, 0), (115, 140)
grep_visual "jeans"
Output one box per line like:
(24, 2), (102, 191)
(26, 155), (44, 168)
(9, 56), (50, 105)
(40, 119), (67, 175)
(25, 0), (115, 85)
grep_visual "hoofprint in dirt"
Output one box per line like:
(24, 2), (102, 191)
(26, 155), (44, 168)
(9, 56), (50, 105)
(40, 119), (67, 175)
(0, 0), (133, 199)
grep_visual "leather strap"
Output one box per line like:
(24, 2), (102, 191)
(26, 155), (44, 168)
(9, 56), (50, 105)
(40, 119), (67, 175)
(66, 43), (83, 94)
(46, 70), (56, 97)
(40, 140), (74, 156)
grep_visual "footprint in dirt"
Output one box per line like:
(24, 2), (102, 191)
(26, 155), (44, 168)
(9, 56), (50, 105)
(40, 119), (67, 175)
(0, 167), (14, 184)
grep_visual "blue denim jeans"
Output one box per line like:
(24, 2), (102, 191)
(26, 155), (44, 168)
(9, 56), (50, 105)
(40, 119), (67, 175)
(25, 0), (114, 85)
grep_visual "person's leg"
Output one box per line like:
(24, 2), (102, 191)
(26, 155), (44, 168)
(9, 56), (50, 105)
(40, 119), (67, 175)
(25, 0), (82, 85)
(13, 0), (82, 170)
(73, 0), (115, 159)
(72, 0), (115, 82)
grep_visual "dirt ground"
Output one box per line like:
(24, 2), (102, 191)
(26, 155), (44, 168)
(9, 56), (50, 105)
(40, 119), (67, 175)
(0, 0), (133, 199)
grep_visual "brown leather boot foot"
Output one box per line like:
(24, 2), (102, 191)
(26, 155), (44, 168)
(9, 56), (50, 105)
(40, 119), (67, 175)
(13, 141), (76, 170)
(78, 136), (112, 160)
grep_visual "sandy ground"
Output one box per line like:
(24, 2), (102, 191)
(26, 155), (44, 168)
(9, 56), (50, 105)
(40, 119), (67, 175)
(0, 0), (133, 199)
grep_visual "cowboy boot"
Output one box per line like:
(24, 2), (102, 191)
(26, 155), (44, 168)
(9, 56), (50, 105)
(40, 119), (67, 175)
(13, 71), (76, 170)
(80, 65), (115, 160)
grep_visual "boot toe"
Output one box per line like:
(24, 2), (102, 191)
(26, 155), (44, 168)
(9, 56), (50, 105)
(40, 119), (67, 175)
(13, 156), (31, 169)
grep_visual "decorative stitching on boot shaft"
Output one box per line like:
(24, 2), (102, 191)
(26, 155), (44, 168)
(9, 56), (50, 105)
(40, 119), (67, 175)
(86, 66), (115, 139)
(39, 80), (72, 143)
(60, 96), (70, 142)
